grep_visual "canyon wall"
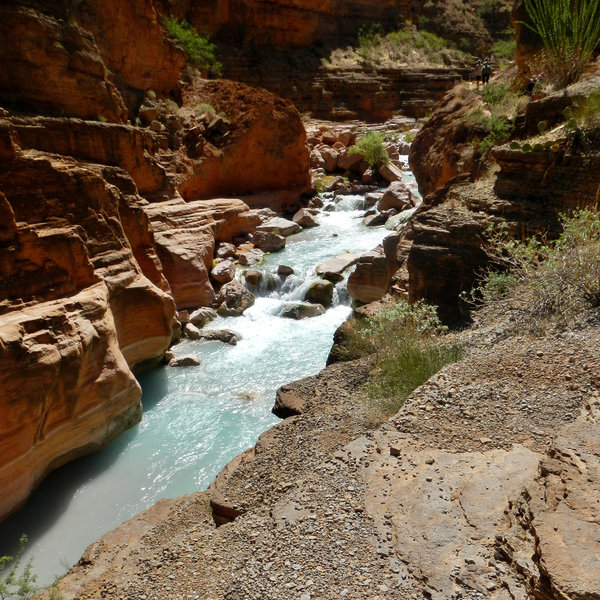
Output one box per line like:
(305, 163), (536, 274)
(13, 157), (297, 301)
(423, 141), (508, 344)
(0, 0), (311, 519)
(398, 73), (600, 323)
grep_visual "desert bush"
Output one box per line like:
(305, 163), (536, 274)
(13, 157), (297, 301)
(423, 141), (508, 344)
(0, 535), (37, 600)
(348, 131), (390, 168)
(339, 301), (462, 414)
(474, 209), (600, 327)
(162, 16), (222, 75)
(491, 37), (517, 66)
(522, 0), (600, 87)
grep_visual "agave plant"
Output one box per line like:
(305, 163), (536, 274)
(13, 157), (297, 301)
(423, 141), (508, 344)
(523, 0), (600, 87)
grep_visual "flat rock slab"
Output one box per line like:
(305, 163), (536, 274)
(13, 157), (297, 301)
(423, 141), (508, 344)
(256, 217), (301, 237)
(316, 253), (358, 282)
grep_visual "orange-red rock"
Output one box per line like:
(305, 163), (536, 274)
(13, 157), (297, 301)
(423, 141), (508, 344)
(0, 5), (127, 122)
(176, 80), (311, 200)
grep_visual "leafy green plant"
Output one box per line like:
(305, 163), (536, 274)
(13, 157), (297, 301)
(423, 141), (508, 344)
(0, 535), (37, 600)
(480, 82), (515, 107)
(337, 300), (462, 415)
(522, 0), (600, 87)
(475, 209), (600, 327)
(491, 37), (517, 66)
(348, 131), (390, 168)
(162, 16), (222, 75)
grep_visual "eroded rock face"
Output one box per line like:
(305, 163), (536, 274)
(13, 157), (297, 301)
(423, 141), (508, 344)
(0, 283), (142, 520)
(409, 85), (482, 199)
(0, 131), (176, 518)
(177, 80), (311, 201)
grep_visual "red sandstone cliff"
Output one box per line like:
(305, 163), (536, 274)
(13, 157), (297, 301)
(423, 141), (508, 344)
(0, 0), (311, 519)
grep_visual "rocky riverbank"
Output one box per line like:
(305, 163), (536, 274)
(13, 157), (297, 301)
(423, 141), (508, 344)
(42, 300), (600, 600)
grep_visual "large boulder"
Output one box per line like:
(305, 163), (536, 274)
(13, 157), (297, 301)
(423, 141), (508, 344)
(257, 217), (301, 237)
(189, 307), (218, 328)
(304, 279), (334, 307)
(279, 302), (326, 320)
(252, 230), (286, 252)
(316, 253), (358, 283)
(293, 208), (319, 228)
(379, 181), (413, 212)
(216, 279), (255, 317)
(211, 259), (236, 284)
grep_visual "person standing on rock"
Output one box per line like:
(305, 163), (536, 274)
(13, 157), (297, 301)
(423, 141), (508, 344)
(481, 60), (492, 86)
(474, 59), (483, 89)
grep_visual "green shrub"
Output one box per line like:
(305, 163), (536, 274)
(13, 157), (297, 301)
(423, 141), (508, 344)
(162, 16), (222, 75)
(475, 209), (600, 326)
(480, 82), (514, 107)
(478, 0), (502, 23)
(338, 300), (462, 415)
(491, 38), (517, 66)
(348, 131), (390, 168)
(523, 0), (600, 87)
(0, 535), (37, 600)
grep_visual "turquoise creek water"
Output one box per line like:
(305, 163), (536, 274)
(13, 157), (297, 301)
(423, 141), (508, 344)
(0, 169), (420, 585)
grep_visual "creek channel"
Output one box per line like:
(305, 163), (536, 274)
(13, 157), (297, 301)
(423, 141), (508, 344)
(0, 168), (419, 586)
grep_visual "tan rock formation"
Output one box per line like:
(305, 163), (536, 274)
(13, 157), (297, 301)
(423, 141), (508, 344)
(144, 196), (261, 309)
(0, 136), (175, 518)
(0, 283), (142, 520)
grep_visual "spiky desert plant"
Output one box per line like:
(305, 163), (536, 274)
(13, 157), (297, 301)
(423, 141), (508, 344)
(523, 0), (600, 87)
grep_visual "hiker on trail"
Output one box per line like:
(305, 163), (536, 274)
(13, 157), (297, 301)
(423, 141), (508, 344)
(482, 60), (492, 85)
(474, 59), (483, 89)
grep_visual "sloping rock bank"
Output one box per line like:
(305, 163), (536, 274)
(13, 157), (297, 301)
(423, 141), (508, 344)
(44, 312), (600, 600)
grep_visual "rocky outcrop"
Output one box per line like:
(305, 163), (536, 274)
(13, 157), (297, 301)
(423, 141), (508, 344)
(409, 85), (483, 199)
(0, 5), (127, 122)
(144, 196), (260, 309)
(0, 282), (143, 522)
(176, 80), (311, 200)
(46, 314), (600, 600)
(0, 135), (176, 517)
(397, 82), (600, 323)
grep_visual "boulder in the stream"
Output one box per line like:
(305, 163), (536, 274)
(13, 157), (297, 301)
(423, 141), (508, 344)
(216, 242), (236, 258)
(379, 181), (413, 212)
(198, 329), (240, 345)
(216, 279), (255, 316)
(252, 230), (286, 252)
(244, 269), (262, 286)
(189, 307), (218, 328)
(293, 208), (319, 228)
(256, 217), (301, 237)
(316, 253), (358, 283)
(169, 355), (201, 367)
(211, 259), (236, 284)
(305, 279), (334, 307)
(279, 302), (326, 320)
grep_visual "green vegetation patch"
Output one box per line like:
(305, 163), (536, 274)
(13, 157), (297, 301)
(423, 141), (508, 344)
(338, 300), (463, 416)
(348, 131), (390, 169)
(162, 16), (222, 75)
(523, 0), (600, 88)
(472, 208), (600, 329)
